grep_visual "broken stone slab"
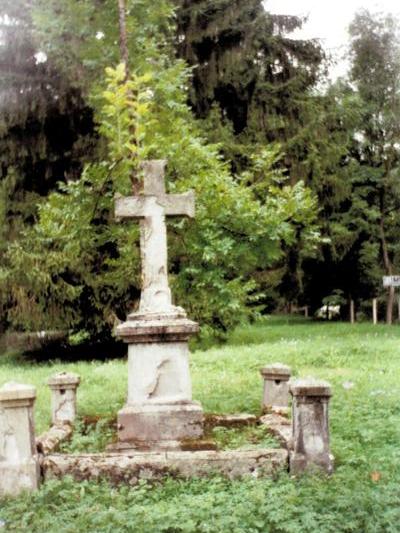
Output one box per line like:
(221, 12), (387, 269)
(205, 413), (257, 428)
(48, 372), (80, 425)
(36, 423), (73, 455)
(259, 413), (292, 449)
(260, 364), (291, 412)
(289, 378), (334, 475)
(0, 383), (40, 496)
(41, 448), (288, 484)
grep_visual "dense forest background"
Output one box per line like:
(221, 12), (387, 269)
(1, 0), (400, 346)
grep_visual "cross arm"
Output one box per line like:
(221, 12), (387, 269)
(162, 191), (195, 218)
(115, 192), (195, 220)
(115, 191), (195, 219)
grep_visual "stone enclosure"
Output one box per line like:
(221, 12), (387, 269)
(0, 367), (333, 497)
(0, 161), (334, 497)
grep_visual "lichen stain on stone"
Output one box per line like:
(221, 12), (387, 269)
(203, 413), (257, 431)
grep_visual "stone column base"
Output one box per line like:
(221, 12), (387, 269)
(0, 459), (40, 497)
(115, 402), (204, 451)
(290, 451), (334, 475)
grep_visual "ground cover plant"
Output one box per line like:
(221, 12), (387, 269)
(1, 316), (400, 532)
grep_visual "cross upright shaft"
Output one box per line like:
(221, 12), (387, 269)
(115, 160), (194, 316)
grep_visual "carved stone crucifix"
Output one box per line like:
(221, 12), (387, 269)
(115, 160), (194, 316)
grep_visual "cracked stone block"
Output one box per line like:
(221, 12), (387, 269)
(48, 372), (80, 425)
(0, 382), (40, 496)
(127, 342), (192, 405)
(260, 364), (291, 411)
(289, 378), (334, 474)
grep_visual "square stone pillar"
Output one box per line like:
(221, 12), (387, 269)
(289, 378), (333, 474)
(115, 311), (204, 450)
(260, 364), (291, 412)
(0, 383), (40, 496)
(48, 372), (80, 425)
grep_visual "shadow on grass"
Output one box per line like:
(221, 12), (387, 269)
(0, 339), (127, 366)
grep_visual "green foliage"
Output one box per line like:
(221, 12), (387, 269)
(59, 417), (116, 454)
(2, 319), (400, 531)
(211, 425), (279, 450)
(1, 56), (321, 339)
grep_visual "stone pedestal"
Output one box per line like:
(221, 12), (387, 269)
(115, 311), (204, 450)
(48, 372), (80, 425)
(0, 383), (40, 496)
(289, 378), (333, 474)
(260, 364), (291, 412)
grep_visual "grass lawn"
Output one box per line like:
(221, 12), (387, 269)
(1, 316), (400, 532)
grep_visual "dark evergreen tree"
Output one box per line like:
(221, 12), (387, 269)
(175, 0), (323, 135)
(0, 0), (95, 241)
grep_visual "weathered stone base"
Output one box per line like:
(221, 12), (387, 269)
(36, 423), (73, 455)
(41, 448), (288, 485)
(117, 402), (204, 449)
(290, 452), (334, 475)
(0, 459), (40, 497)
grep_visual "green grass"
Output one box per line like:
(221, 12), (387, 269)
(1, 316), (400, 532)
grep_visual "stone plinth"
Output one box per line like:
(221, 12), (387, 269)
(115, 311), (204, 450)
(0, 383), (40, 496)
(260, 364), (291, 412)
(48, 372), (80, 425)
(289, 378), (333, 474)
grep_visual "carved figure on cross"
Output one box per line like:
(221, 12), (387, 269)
(115, 160), (194, 316)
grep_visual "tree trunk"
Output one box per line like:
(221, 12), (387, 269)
(349, 299), (355, 324)
(387, 286), (395, 325)
(118, 0), (129, 70)
(379, 204), (394, 325)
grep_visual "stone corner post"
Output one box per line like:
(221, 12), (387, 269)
(48, 372), (80, 425)
(0, 382), (40, 497)
(260, 364), (291, 413)
(289, 378), (333, 475)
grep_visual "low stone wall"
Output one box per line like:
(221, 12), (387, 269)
(41, 449), (288, 484)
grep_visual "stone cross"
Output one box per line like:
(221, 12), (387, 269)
(115, 160), (194, 315)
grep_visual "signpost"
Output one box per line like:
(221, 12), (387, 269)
(381, 276), (400, 325)
(383, 276), (400, 288)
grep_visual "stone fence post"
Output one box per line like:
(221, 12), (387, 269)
(260, 364), (291, 413)
(48, 372), (80, 425)
(289, 378), (333, 474)
(0, 383), (40, 496)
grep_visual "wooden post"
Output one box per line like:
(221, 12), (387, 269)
(372, 298), (378, 325)
(304, 306), (309, 318)
(350, 300), (355, 324)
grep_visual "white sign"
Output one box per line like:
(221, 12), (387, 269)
(383, 276), (400, 287)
